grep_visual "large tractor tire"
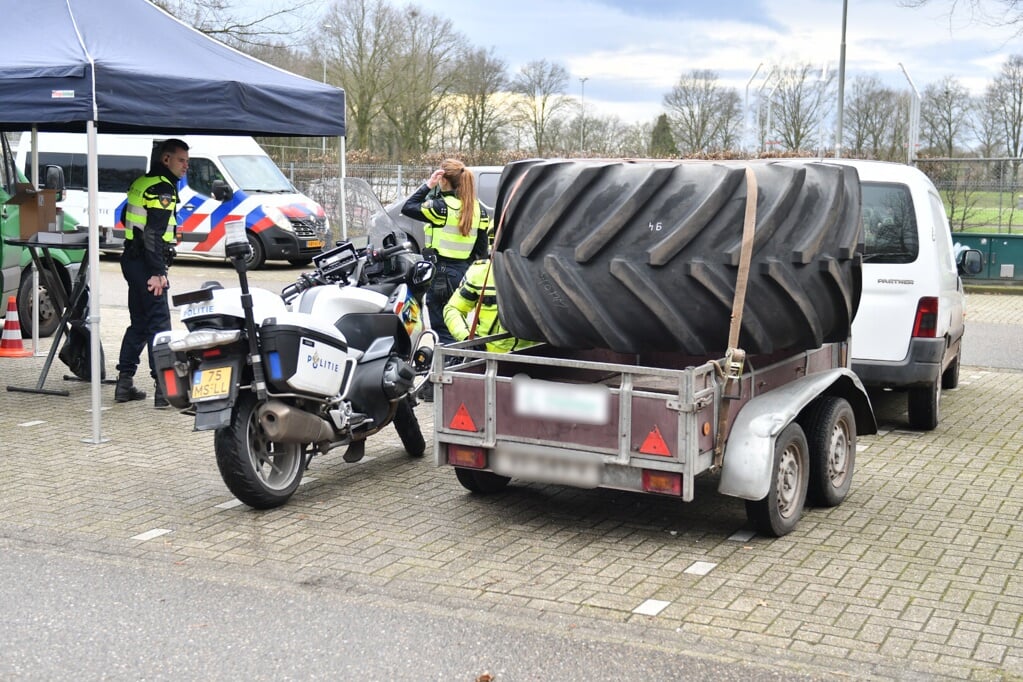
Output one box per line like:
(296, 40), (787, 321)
(492, 159), (863, 355)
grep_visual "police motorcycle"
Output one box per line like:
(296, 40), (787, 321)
(152, 220), (437, 509)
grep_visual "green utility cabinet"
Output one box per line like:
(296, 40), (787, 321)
(951, 233), (1023, 281)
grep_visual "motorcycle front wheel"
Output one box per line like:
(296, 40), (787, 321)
(214, 393), (304, 509)
(393, 396), (426, 458)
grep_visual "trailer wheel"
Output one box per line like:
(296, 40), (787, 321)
(907, 377), (939, 431)
(745, 423), (809, 537)
(800, 397), (855, 507)
(454, 467), (510, 494)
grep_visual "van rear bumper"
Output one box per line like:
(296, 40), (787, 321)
(852, 337), (945, 388)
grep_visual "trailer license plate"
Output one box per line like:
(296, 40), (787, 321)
(512, 377), (610, 424)
(490, 449), (602, 488)
(192, 366), (232, 402)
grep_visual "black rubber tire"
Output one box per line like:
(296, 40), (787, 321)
(799, 397), (855, 507)
(492, 159), (862, 355)
(745, 422), (809, 537)
(907, 377), (940, 431)
(393, 397), (426, 457)
(214, 394), (304, 509)
(244, 232), (266, 270)
(288, 258), (313, 267)
(941, 350), (960, 390)
(454, 467), (510, 494)
(17, 270), (63, 338)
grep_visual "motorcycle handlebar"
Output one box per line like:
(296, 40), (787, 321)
(369, 241), (412, 263)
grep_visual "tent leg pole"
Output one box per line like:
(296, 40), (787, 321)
(84, 121), (108, 444)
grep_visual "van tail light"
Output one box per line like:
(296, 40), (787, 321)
(912, 297), (938, 338)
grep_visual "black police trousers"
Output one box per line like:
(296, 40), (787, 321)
(116, 252), (170, 379)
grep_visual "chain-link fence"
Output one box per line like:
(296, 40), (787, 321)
(915, 158), (1023, 234)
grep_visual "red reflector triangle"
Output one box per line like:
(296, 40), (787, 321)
(639, 425), (671, 456)
(449, 403), (478, 432)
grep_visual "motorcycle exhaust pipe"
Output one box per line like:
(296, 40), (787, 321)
(257, 400), (335, 444)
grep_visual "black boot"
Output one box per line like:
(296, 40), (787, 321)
(153, 380), (169, 409)
(114, 372), (146, 403)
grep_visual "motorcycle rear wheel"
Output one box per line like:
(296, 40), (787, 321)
(214, 394), (304, 509)
(393, 397), (426, 457)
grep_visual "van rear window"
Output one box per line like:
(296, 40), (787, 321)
(25, 152), (146, 194)
(861, 182), (919, 264)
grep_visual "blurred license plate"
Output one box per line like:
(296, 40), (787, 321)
(513, 376), (610, 424)
(490, 449), (601, 488)
(192, 366), (232, 402)
(306, 239), (324, 249)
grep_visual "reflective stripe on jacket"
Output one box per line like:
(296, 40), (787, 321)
(401, 184), (491, 261)
(443, 259), (533, 354)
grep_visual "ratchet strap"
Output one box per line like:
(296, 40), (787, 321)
(713, 166), (758, 468)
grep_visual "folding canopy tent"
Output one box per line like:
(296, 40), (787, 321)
(0, 0), (346, 442)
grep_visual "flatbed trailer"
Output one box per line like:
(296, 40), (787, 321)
(432, 339), (875, 537)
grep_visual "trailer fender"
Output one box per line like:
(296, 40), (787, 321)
(718, 368), (875, 501)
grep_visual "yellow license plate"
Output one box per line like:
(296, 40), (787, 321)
(192, 366), (233, 402)
(306, 239), (324, 249)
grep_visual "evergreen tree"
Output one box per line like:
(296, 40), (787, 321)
(650, 114), (678, 157)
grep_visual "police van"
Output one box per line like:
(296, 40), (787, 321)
(15, 133), (330, 269)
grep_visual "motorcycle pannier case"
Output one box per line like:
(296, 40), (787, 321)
(152, 330), (192, 409)
(260, 313), (352, 398)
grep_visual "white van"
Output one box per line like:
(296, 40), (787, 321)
(15, 132), (330, 269)
(830, 159), (982, 430)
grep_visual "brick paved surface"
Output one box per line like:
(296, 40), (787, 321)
(1, 294), (1021, 680)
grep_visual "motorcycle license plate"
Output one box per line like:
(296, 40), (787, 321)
(305, 239), (324, 249)
(191, 366), (233, 402)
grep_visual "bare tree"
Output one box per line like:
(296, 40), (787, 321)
(378, 7), (464, 159)
(844, 75), (899, 158)
(971, 91), (1007, 157)
(899, 0), (1023, 32)
(768, 63), (834, 153)
(452, 47), (510, 153)
(324, 0), (399, 153)
(663, 70), (741, 154)
(987, 54), (1023, 158)
(153, 0), (315, 48)
(920, 76), (973, 156)
(511, 59), (573, 157)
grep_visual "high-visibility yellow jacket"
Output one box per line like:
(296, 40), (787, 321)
(122, 163), (178, 276)
(443, 259), (535, 353)
(401, 184), (490, 261)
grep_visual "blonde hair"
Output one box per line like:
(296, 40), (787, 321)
(440, 158), (477, 237)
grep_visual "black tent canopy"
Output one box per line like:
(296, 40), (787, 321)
(0, 0), (346, 442)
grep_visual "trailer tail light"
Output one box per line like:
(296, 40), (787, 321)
(447, 444), (486, 469)
(912, 297), (939, 338)
(642, 470), (682, 496)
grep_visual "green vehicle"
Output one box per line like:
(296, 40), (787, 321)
(0, 132), (84, 337)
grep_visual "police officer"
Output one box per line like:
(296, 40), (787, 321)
(443, 258), (534, 354)
(114, 138), (189, 407)
(401, 159), (490, 345)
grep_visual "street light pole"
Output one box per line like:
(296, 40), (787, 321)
(899, 62), (921, 165)
(321, 24), (334, 156)
(835, 0), (848, 158)
(579, 77), (589, 154)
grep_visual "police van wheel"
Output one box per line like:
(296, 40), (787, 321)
(288, 258), (313, 267)
(214, 394), (303, 508)
(244, 233), (266, 270)
(17, 271), (62, 338)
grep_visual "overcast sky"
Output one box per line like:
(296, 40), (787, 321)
(394, 0), (1022, 124)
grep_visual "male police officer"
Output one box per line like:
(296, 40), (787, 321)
(114, 138), (189, 407)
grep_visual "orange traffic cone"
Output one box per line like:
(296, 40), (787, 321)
(0, 296), (32, 358)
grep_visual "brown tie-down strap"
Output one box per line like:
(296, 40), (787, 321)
(713, 166), (758, 467)
(468, 172), (527, 341)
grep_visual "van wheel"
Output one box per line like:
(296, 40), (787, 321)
(800, 397), (855, 507)
(941, 350), (960, 390)
(244, 233), (266, 270)
(17, 271), (63, 338)
(907, 377), (940, 431)
(454, 467), (510, 494)
(745, 423), (809, 537)
(288, 258), (312, 267)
